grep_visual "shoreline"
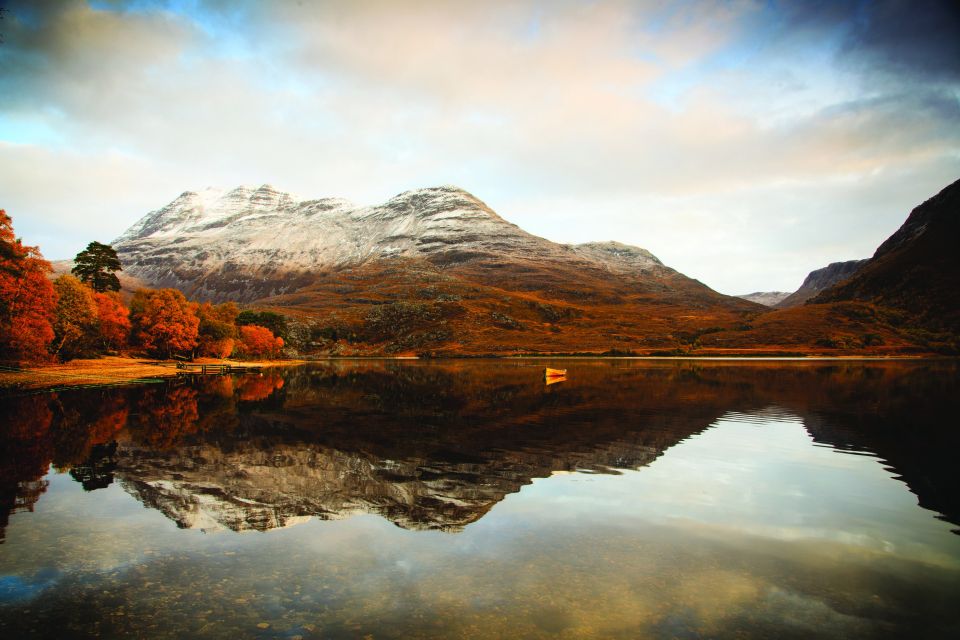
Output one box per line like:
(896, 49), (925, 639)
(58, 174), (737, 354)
(2, 352), (951, 393)
(0, 356), (306, 393)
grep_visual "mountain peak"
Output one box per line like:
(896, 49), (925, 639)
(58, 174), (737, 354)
(378, 185), (506, 223)
(873, 177), (960, 259)
(571, 241), (664, 269)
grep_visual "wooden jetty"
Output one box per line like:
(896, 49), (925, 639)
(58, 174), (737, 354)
(176, 362), (263, 375)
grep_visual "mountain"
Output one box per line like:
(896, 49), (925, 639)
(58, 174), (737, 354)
(736, 291), (791, 307)
(695, 178), (960, 354)
(114, 185), (714, 303)
(774, 260), (867, 308)
(812, 178), (960, 334)
(113, 184), (759, 355)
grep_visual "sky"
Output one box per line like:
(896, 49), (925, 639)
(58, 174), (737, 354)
(1, 0), (958, 295)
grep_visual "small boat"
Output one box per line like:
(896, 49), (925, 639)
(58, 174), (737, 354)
(544, 367), (567, 377)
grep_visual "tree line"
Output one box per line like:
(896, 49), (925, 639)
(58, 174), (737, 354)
(1, 210), (284, 364)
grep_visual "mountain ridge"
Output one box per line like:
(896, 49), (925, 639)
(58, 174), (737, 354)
(109, 184), (764, 355)
(105, 180), (957, 355)
(775, 260), (868, 309)
(114, 184), (672, 292)
(812, 177), (960, 334)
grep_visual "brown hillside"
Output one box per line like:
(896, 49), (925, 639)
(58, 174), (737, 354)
(813, 177), (960, 334)
(258, 257), (761, 355)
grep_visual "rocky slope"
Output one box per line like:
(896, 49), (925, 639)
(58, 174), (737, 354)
(775, 260), (867, 308)
(813, 177), (960, 334)
(695, 178), (960, 354)
(736, 291), (791, 307)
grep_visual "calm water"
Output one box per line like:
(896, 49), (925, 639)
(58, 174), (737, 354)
(1, 359), (959, 639)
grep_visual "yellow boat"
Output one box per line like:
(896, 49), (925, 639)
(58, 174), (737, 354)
(544, 367), (567, 377)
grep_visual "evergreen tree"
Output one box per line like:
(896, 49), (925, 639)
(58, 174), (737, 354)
(72, 241), (122, 292)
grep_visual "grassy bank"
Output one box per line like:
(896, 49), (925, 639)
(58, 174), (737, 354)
(0, 355), (305, 392)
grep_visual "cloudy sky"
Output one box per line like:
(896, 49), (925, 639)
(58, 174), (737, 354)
(1, 0), (958, 294)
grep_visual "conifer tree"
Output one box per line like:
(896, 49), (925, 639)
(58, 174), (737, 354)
(72, 241), (122, 293)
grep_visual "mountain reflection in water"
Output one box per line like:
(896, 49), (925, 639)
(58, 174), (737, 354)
(2, 359), (958, 538)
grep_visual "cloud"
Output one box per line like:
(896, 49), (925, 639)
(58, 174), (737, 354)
(0, 0), (957, 291)
(818, 0), (959, 84)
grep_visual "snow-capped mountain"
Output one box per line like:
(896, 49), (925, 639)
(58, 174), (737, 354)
(112, 183), (763, 354)
(114, 184), (673, 302)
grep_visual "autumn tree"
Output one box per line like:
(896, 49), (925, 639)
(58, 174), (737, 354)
(236, 324), (284, 359)
(0, 210), (56, 363)
(52, 275), (100, 360)
(72, 241), (122, 292)
(94, 291), (131, 351)
(197, 301), (239, 358)
(130, 288), (199, 358)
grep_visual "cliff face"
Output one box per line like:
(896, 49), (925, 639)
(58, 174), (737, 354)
(775, 260), (867, 308)
(812, 178), (960, 333)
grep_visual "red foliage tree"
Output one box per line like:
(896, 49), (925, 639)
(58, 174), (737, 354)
(130, 288), (200, 358)
(0, 210), (56, 363)
(236, 324), (284, 359)
(94, 291), (131, 351)
(52, 275), (99, 360)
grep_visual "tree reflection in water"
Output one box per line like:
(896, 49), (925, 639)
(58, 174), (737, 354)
(1, 360), (958, 541)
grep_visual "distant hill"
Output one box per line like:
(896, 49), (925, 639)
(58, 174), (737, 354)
(736, 291), (791, 307)
(812, 178), (960, 335)
(774, 260), (867, 308)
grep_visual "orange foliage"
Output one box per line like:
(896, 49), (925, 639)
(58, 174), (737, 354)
(94, 291), (131, 350)
(237, 324), (284, 359)
(131, 288), (200, 358)
(202, 337), (235, 358)
(0, 210), (56, 363)
(52, 275), (99, 360)
(197, 302), (239, 357)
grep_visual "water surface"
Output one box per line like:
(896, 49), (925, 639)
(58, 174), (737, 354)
(1, 359), (959, 638)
